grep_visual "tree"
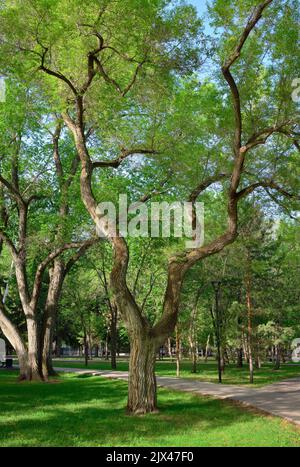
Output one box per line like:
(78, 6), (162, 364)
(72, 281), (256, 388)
(1, 0), (299, 412)
(0, 83), (96, 379)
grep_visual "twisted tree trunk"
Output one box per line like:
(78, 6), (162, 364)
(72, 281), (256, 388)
(127, 334), (158, 414)
(60, 3), (275, 411)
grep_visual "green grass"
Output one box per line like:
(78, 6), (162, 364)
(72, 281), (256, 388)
(0, 370), (299, 447)
(53, 358), (300, 387)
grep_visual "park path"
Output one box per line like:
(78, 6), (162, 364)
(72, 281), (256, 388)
(54, 367), (300, 426)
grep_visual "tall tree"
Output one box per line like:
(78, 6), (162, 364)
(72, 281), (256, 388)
(0, 0), (299, 411)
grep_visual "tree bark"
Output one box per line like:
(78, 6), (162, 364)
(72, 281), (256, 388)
(41, 260), (64, 379)
(26, 316), (41, 380)
(127, 335), (158, 414)
(0, 301), (29, 379)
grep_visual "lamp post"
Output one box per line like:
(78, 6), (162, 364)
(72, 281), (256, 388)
(211, 280), (222, 383)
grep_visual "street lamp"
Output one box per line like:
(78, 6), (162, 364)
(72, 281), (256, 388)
(211, 280), (222, 383)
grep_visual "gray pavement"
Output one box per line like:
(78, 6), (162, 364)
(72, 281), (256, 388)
(54, 367), (300, 426)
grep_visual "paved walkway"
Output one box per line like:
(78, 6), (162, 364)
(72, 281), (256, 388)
(54, 367), (300, 426)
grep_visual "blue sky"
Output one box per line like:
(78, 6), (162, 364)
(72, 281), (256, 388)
(188, 0), (208, 16)
(187, 1), (212, 34)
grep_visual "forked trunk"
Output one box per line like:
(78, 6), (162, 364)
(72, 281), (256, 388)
(127, 336), (158, 415)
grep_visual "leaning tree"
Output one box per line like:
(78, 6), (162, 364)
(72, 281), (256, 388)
(0, 84), (96, 380)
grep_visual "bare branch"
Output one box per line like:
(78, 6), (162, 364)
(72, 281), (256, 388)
(0, 174), (26, 206)
(30, 240), (97, 309)
(39, 47), (78, 96)
(222, 0), (273, 153)
(52, 122), (63, 179)
(64, 238), (99, 277)
(92, 148), (158, 170)
(188, 173), (229, 203)
(245, 120), (295, 151)
(236, 179), (300, 200)
(93, 55), (123, 94)
(121, 57), (147, 97)
(0, 230), (17, 257)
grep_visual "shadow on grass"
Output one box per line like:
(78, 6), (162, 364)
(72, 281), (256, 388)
(0, 371), (299, 447)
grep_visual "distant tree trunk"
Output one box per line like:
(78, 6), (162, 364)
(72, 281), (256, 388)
(236, 347), (243, 367)
(105, 329), (109, 361)
(175, 326), (180, 377)
(242, 332), (249, 363)
(190, 339), (197, 373)
(88, 332), (93, 360)
(167, 337), (173, 361)
(189, 333), (197, 373)
(274, 344), (281, 370)
(83, 331), (88, 366)
(189, 287), (201, 373)
(110, 302), (118, 370)
(223, 348), (229, 365)
(245, 272), (254, 384)
(220, 352), (225, 373)
(255, 355), (261, 369)
(204, 334), (210, 362)
(55, 336), (62, 357)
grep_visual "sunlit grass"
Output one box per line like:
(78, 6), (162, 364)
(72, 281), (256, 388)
(1, 371), (299, 447)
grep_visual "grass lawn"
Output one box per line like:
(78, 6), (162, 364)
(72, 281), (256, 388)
(53, 358), (300, 387)
(0, 370), (300, 447)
